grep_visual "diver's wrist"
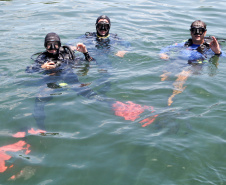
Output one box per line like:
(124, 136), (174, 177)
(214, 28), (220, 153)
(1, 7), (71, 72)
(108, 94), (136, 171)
(83, 52), (92, 61)
(215, 51), (222, 56)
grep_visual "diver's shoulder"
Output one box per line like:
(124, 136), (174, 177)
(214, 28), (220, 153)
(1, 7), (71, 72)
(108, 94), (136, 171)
(184, 38), (192, 46)
(110, 33), (118, 37)
(59, 46), (75, 60)
(109, 33), (119, 39)
(32, 51), (48, 63)
(85, 32), (97, 37)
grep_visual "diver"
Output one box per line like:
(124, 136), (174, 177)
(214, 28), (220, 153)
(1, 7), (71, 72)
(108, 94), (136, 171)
(26, 33), (99, 130)
(67, 15), (131, 96)
(160, 20), (223, 62)
(27, 32), (93, 73)
(68, 15), (130, 58)
(67, 16), (158, 127)
(159, 20), (224, 106)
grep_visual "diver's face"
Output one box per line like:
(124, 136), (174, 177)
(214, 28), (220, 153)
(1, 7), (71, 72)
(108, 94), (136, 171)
(96, 19), (110, 36)
(190, 27), (206, 44)
(47, 49), (57, 54)
(46, 41), (60, 54)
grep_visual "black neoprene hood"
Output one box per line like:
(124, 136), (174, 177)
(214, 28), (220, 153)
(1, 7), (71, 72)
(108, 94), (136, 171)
(96, 15), (111, 26)
(44, 32), (61, 47)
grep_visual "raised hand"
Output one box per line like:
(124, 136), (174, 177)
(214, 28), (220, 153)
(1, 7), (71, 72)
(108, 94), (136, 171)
(209, 36), (221, 55)
(76, 43), (88, 53)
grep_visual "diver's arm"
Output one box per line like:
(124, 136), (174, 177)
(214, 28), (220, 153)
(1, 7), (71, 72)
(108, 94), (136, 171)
(115, 37), (131, 57)
(26, 61), (58, 73)
(159, 53), (170, 60)
(26, 61), (45, 73)
(159, 46), (171, 60)
(26, 64), (42, 73)
(83, 52), (93, 61)
(159, 42), (185, 60)
(115, 51), (128, 57)
(26, 53), (46, 73)
(70, 43), (94, 62)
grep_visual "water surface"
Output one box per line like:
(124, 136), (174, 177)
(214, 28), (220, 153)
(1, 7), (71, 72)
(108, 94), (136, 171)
(0, 0), (226, 184)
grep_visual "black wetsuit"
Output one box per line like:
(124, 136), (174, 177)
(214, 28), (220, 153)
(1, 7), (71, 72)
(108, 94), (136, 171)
(26, 46), (77, 73)
(68, 32), (130, 65)
(160, 37), (224, 64)
(26, 46), (98, 130)
(67, 32), (130, 95)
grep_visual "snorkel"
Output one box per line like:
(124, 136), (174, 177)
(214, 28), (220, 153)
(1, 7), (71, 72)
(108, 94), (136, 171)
(96, 15), (111, 38)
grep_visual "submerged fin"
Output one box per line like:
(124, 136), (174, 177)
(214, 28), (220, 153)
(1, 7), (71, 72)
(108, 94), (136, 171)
(112, 101), (158, 127)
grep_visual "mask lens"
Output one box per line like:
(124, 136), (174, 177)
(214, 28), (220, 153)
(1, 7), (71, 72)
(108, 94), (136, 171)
(97, 22), (110, 31)
(46, 42), (60, 50)
(191, 27), (205, 35)
(54, 42), (59, 49)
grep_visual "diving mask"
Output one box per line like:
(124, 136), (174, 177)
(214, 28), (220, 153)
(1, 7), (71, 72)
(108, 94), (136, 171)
(46, 41), (60, 50)
(96, 21), (110, 31)
(190, 27), (207, 35)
